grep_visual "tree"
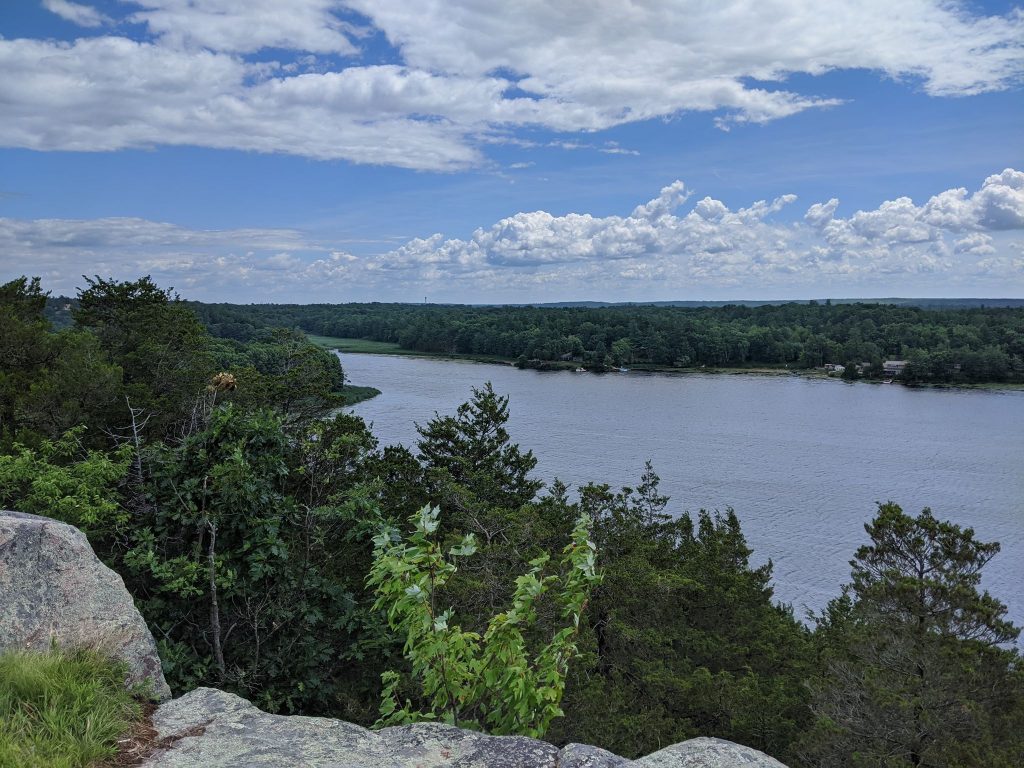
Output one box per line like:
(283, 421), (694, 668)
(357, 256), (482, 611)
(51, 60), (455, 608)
(414, 384), (553, 627)
(229, 329), (345, 425)
(0, 427), (130, 538)
(15, 331), (123, 444)
(416, 382), (541, 514)
(551, 465), (813, 760)
(74, 276), (214, 438)
(610, 338), (633, 366)
(368, 504), (600, 738)
(801, 503), (1024, 767)
(124, 405), (394, 718)
(0, 277), (54, 443)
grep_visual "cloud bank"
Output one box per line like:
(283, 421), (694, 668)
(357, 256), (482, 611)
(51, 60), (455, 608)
(1, 0), (1021, 169)
(3, 170), (1021, 301)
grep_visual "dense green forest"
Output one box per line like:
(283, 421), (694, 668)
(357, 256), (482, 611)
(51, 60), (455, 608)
(5, 276), (1024, 766)
(183, 300), (1024, 383)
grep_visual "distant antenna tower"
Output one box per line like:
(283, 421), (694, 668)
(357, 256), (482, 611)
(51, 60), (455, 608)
(424, 296), (427, 304)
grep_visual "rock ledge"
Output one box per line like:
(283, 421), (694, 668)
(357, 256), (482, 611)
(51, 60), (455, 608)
(141, 687), (787, 767)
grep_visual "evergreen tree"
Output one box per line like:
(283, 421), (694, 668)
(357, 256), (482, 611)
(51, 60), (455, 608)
(800, 503), (1024, 767)
(413, 383), (556, 625)
(416, 381), (542, 515)
(552, 465), (813, 760)
(0, 277), (53, 444)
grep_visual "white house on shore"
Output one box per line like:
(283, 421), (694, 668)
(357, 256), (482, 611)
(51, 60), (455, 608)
(883, 360), (909, 376)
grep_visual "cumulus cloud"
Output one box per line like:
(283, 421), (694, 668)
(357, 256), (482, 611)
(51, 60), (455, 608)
(2, 1), (1022, 168)
(4, 170), (1020, 300)
(332, 170), (1024, 294)
(810, 169), (1024, 266)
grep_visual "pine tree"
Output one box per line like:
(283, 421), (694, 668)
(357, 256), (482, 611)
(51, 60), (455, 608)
(414, 383), (552, 626)
(801, 503), (1024, 767)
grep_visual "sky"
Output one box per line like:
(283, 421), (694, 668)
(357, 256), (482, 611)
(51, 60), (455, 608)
(1, 0), (1023, 303)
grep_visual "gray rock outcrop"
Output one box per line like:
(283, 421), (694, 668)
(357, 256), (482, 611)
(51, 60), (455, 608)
(142, 687), (786, 768)
(634, 738), (788, 767)
(0, 510), (171, 700)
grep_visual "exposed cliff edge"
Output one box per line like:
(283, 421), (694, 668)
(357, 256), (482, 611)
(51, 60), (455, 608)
(0, 510), (787, 767)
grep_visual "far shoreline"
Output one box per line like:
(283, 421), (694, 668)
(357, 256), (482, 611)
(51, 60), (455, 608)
(312, 335), (1024, 392)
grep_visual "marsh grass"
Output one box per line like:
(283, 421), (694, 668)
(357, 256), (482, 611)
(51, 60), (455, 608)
(0, 648), (143, 768)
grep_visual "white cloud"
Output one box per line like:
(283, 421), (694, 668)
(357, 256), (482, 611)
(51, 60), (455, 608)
(349, 0), (1024, 122)
(0, 39), (481, 170)
(2, 1), (1022, 168)
(0, 216), (308, 249)
(363, 169), (1024, 294)
(125, 0), (359, 54)
(42, 0), (110, 27)
(954, 233), (996, 255)
(813, 169), (1024, 265)
(2, 171), (1022, 300)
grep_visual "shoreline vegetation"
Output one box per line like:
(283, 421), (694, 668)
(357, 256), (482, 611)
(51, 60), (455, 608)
(193, 301), (1024, 389)
(307, 334), (1024, 391)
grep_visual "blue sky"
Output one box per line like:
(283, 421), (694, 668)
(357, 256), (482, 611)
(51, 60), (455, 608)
(1, 0), (1022, 302)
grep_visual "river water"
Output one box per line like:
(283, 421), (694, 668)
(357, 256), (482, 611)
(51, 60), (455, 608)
(340, 352), (1024, 630)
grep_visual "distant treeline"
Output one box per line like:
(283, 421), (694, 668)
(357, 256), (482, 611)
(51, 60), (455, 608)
(185, 301), (1024, 383)
(525, 298), (1024, 309)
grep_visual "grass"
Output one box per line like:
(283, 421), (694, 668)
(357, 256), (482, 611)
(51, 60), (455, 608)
(307, 335), (408, 354)
(339, 385), (381, 406)
(0, 648), (144, 768)
(307, 335), (512, 365)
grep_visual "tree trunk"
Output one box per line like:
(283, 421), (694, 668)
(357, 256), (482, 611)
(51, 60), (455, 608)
(207, 518), (226, 683)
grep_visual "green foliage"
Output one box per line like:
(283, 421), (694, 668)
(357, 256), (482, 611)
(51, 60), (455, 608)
(799, 503), (1024, 767)
(0, 277), (54, 444)
(14, 331), (124, 443)
(221, 328), (347, 423)
(414, 383), (562, 627)
(122, 404), (395, 719)
(550, 464), (813, 760)
(74, 275), (215, 438)
(6, 274), (1024, 763)
(0, 427), (130, 535)
(368, 504), (600, 738)
(416, 382), (542, 514)
(192, 300), (1024, 383)
(0, 647), (143, 768)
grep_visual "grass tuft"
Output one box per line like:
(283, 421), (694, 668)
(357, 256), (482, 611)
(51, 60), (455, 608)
(0, 647), (143, 768)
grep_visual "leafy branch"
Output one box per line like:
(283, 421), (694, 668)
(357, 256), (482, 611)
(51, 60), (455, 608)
(367, 504), (599, 738)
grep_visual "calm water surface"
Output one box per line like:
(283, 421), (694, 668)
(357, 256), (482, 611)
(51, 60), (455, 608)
(341, 352), (1024, 629)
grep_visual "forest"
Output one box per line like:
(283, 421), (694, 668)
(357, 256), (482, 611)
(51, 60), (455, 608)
(3, 275), (1024, 767)
(183, 300), (1024, 383)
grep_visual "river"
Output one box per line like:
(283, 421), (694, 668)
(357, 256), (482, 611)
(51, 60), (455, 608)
(340, 352), (1024, 630)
